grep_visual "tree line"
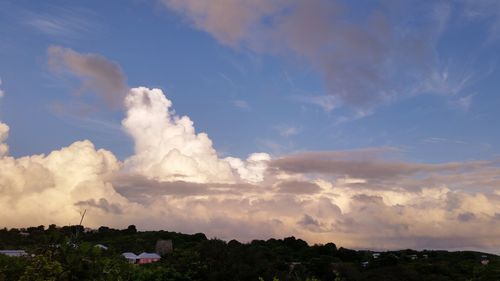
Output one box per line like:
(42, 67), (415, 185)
(0, 225), (499, 281)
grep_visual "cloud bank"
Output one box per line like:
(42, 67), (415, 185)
(1, 47), (500, 252)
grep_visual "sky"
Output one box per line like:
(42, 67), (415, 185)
(0, 0), (500, 252)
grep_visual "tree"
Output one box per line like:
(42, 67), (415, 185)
(125, 225), (137, 234)
(20, 255), (62, 281)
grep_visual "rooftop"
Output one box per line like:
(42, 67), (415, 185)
(138, 252), (161, 259)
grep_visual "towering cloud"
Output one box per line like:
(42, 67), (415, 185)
(225, 153), (271, 183)
(122, 86), (270, 183)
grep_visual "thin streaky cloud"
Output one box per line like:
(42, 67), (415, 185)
(292, 94), (339, 112)
(232, 99), (250, 110)
(422, 137), (468, 145)
(23, 5), (99, 38)
(276, 125), (300, 137)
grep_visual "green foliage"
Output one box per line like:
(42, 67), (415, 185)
(19, 255), (62, 281)
(0, 254), (29, 281)
(0, 225), (498, 281)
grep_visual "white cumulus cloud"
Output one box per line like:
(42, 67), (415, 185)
(0, 122), (9, 157)
(0, 139), (129, 227)
(122, 87), (270, 183)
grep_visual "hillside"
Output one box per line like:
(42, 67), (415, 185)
(0, 225), (499, 281)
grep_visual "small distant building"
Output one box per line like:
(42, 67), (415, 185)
(84, 228), (97, 233)
(137, 252), (161, 264)
(390, 253), (400, 259)
(361, 261), (369, 268)
(19, 232), (30, 237)
(122, 252), (138, 263)
(422, 254), (428, 259)
(95, 244), (108, 250)
(288, 261), (301, 270)
(288, 262), (302, 275)
(122, 252), (161, 264)
(0, 250), (27, 257)
(372, 253), (380, 259)
(409, 254), (418, 260)
(155, 240), (173, 255)
(481, 255), (489, 265)
(331, 262), (342, 275)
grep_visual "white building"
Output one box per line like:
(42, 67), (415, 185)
(122, 252), (161, 264)
(122, 252), (138, 263)
(137, 252), (161, 264)
(95, 244), (108, 250)
(0, 250), (27, 257)
(481, 255), (489, 265)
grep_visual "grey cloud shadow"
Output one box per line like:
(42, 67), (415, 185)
(74, 198), (123, 215)
(270, 149), (493, 182)
(112, 174), (259, 204)
(276, 180), (321, 194)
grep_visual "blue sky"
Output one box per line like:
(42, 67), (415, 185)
(1, 0), (499, 163)
(1, 0), (500, 250)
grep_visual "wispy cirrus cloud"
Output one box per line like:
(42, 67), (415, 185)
(162, 0), (472, 112)
(292, 94), (339, 112)
(23, 5), (98, 39)
(462, 0), (500, 40)
(276, 125), (300, 137)
(449, 93), (477, 111)
(232, 99), (250, 110)
(161, 0), (500, 123)
(423, 137), (467, 145)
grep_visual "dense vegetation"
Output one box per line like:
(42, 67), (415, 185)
(0, 225), (499, 281)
